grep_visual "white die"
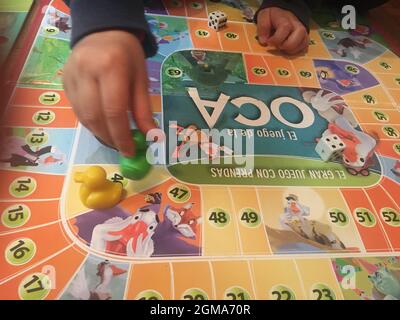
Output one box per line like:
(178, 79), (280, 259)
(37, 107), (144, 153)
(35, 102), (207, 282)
(208, 11), (227, 31)
(315, 134), (346, 162)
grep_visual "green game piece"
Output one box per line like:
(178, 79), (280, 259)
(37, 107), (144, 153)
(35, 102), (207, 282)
(131, 129), (147, 152)
(120, 151), (151, 180)
(120, 130), (152, 180)
(119, 129), (151, 180)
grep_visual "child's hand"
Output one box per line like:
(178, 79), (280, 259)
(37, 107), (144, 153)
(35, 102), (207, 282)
(257, 7), (309, 55)
(63, 30), (156, 157)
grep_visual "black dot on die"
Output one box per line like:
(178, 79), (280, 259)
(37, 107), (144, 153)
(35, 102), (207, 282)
(326, 138), (330, 142)
(339, 143), (344, 146)
(333, 136), (338, 140)
(332, 145), (337, 149)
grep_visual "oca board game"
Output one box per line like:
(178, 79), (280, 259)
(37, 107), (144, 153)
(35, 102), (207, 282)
(0, 0), (400, 300)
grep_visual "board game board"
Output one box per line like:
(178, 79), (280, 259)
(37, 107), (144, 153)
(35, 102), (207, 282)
(0, 0), (33, 65)
(1, 0), (400, 301)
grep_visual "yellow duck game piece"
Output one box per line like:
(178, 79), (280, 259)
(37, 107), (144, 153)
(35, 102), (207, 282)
(74, 166), (123, 209)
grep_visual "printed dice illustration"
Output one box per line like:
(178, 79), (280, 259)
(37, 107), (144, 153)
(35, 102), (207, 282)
(208, 11), (227, 31)
(315, 134), (346, 162)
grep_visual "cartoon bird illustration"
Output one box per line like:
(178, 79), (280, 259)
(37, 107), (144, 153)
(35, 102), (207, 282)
(47, 10), (71, 33)
(281, 194), (310, 223)
(280, 194), (311, 234)
(304, 90), (377, 174)
(316, 65), (361, 91)
(152, 203), (202, 256)
(280, 194), (346, 250)
(90, 204), (160, 257)
(69, 261), (126, 300)
(164, 203), (201, 239)
(41, 154), (64, 165)
(391, 160), (400, 177)
(326, 117), (376, 171)
(171, 123), (233, 161)
(304, 89), (357, 125)
(331, 37), (372, 59)
(0, 135), (58, 167)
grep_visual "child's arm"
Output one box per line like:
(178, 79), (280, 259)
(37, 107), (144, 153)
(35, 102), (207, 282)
(255, 0), (310, 55)
(63, 0), (157, 157)
(64, 0), (157, 56)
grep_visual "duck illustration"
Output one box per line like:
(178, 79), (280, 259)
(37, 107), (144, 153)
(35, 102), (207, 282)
(74, 166), (123, 209)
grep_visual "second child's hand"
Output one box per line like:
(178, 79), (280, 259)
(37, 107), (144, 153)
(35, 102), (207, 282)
(63, 30), (157, 157)
(257, 7), (309, 55)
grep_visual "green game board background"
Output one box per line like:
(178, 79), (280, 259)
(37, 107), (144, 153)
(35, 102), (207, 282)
(0, 0), (33, 64)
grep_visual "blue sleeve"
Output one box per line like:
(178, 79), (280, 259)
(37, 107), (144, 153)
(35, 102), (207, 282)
(63, 0), (157, 57)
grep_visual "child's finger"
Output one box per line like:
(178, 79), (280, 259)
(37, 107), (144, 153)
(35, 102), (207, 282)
(286, 34), (309, 55)
(100, 71), (135, 157)
(256, 9), (272, 46)
(295, 34), (310, 54)
(279, 27), (307, 53)
(131, 67), (157, 135)
(71, 77), (114, 147)
(267, 19), (292, 47)
(62, 68), (77, 99)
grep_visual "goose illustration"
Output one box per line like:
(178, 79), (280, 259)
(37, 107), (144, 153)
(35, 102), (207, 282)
(69, 260), (126, 300)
